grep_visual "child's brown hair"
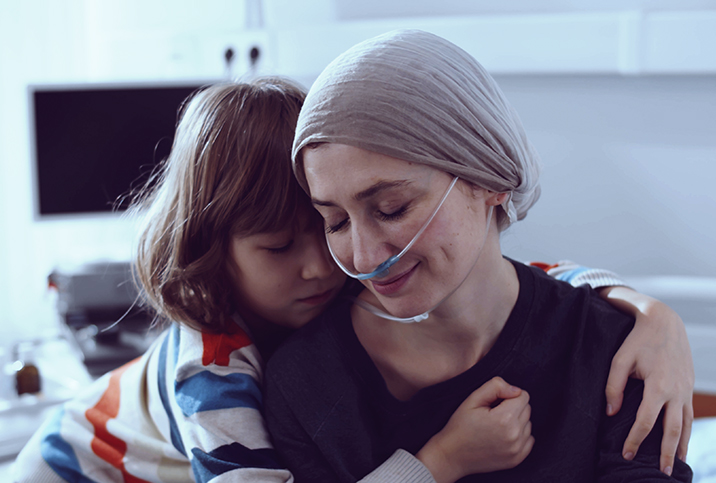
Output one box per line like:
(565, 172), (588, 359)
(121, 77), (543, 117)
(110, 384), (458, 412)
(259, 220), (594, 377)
(131, 78), (309, 333)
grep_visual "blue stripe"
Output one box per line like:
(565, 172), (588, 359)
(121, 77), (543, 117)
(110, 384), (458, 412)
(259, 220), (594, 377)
(40, 407), (95, 483)
(191, 442), (284, 482)
(176, 371), (262, 417)
(555, 266), (589, 283)
(172, 323), (181, 364)
(158, 326), (187, 456)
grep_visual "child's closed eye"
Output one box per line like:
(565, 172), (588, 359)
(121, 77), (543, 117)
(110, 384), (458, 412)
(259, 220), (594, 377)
(265, 240), (294, 254)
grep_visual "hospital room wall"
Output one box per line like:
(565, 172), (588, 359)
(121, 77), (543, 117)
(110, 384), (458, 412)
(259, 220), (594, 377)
(494, 74), (716, 278)
(0, 1), (714, 360)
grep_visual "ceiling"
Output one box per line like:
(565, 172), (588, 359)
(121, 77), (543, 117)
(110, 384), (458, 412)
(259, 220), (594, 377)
(334, 0), (716, 20)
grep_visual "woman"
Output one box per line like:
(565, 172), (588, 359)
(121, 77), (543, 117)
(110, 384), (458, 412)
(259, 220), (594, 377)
(264, 30), (693, 482)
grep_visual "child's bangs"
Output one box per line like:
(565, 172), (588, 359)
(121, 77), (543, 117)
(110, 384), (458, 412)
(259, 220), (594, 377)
(189, 78), (315, 239)
(249, 171), (311, 235)
(232, 122), (314, 237)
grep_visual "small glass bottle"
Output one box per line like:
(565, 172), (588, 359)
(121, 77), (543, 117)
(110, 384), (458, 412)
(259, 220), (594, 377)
(14, 342), (41, 396)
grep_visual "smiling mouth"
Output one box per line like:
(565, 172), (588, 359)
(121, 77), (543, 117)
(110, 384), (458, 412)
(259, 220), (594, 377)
(369, 263), (418, 295)
(371, 263), (415, 284)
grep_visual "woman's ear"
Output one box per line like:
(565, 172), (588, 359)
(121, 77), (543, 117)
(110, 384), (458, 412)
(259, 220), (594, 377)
(486, 191), (509, 206)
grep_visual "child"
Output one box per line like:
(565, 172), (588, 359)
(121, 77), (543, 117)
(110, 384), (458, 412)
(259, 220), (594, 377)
(13, 78), (692, 482)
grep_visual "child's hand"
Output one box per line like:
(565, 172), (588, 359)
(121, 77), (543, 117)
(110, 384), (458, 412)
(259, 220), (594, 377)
(416, 376), (534, 483)
(599, 287), (694, 475)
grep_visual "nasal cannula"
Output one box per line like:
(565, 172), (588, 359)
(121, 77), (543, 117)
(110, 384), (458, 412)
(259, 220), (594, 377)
(324, 176), (496, 323)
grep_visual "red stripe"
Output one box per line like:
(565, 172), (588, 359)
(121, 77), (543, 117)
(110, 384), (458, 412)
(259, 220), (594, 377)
(529, 261), (560, 273)
(85, 358), (149, 483)
(201, 324), (252, 367)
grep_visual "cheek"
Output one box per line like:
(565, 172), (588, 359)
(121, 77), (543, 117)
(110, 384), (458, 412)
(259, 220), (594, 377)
(419, 207), (483, 262)
(234, 264), (297, 323)
(426, 207), (467, 242)
(247, 259), (293, 293)
(231, 255), (287, 300)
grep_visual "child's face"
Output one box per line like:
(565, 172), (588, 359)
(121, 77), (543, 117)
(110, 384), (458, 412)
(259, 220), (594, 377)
(228, 215), (346, 329)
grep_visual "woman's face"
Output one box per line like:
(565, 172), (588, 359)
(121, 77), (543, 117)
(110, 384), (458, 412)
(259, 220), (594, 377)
(303, 143), (496, 319)
(228, 212), (346, 329)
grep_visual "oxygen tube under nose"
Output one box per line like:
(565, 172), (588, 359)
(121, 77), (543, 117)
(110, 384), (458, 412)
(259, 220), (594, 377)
(324, 175), (495, 323)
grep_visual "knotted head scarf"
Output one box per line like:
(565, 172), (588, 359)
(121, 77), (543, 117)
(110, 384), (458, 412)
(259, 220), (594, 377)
(292, 29), (541, 226)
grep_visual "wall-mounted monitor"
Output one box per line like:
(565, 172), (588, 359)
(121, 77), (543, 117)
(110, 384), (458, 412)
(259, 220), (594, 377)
(29, 81), (209, 218)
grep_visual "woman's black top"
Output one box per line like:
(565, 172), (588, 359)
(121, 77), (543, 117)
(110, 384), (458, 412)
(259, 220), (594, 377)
(265, 260), (692, 482)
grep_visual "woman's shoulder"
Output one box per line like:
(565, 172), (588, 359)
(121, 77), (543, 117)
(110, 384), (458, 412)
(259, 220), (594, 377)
(517, 265), (637, 399)
(269, 310), (342, 367)
(512, 259), (635, 342)
(266, 298), (354, 388)
(264, 299), (367, 445)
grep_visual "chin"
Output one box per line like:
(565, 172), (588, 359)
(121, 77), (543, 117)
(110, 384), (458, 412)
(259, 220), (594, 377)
(284, 309), (323, 329)
(380, 300), (431, 320)
(387, 280), (457, 312)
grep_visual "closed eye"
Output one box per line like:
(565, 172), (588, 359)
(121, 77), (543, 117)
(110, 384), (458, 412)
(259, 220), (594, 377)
(326, 206), (408, 234)
(325, 218), (349, 234)
(377, 206), (407, 222)
(266, 240), (294, 254)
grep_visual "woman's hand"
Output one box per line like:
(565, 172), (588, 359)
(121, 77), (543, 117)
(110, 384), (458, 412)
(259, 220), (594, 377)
(416, 376), (534, 483)
(599, 286), (695, 476)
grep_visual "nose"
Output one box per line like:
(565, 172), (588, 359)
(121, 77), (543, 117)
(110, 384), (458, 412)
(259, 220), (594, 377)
(301, 230), (337, 281)
(348, 221), (394, 277)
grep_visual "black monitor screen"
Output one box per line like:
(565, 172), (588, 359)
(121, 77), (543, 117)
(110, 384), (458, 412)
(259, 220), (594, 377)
(31, 83), (206, 217)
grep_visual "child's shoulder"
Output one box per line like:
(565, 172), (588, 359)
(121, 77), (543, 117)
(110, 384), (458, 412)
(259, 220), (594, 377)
(171, 318), (265, 379)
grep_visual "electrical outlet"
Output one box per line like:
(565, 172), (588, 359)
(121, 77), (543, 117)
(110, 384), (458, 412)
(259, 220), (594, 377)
(199, 31), (273, 80)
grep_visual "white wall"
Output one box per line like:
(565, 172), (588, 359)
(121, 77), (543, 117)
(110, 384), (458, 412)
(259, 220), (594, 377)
(495, 74), (716, 277)
(0, 0), (92, 342)
(0, 0), (714, 350)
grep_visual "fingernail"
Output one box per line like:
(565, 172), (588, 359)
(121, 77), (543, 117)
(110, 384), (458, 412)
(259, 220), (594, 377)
(606, 404), (613, 415)
(623, 452), (634, 461)
(663, 466), (672, 476)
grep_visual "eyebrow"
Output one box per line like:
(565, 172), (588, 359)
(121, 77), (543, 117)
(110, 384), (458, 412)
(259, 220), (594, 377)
(311, 180), (412, 207)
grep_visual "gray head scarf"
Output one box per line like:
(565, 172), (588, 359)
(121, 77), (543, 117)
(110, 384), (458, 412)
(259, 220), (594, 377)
(292, 29), (541, 225)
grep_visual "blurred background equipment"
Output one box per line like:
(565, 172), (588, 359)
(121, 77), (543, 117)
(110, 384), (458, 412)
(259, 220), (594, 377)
(48, 260), (160, 377)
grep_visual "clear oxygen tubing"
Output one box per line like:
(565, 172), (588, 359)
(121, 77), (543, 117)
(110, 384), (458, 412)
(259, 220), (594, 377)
(325, 176), (460, 281)
(349, 204), (494, 323)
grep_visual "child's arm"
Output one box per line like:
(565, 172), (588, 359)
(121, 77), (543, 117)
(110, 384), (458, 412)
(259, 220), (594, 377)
(266, 373), (531, 483)
(595, 379), (692, 481)
(179, 323), (490, 483)
(359, 377), (532, 483)
(598, 286), (693, 476)
(414, 377), (532, 483)
(534, 261), (694, 476)
(161, 325), (294, 483)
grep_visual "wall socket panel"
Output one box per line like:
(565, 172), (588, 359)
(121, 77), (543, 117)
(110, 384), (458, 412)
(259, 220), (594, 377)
(199, 31), (273, 80)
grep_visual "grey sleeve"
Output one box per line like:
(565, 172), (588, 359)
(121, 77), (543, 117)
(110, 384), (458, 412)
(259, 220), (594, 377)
(359, 449), (436, 483)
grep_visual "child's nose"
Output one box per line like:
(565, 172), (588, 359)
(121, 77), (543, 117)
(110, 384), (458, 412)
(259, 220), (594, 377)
(301, 233), (337, 280)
